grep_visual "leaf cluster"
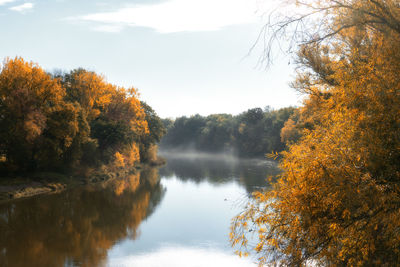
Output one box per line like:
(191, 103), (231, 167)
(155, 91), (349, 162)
(231, 0), (400, 265)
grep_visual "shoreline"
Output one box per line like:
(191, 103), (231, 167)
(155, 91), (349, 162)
(0, 160), (166, 202)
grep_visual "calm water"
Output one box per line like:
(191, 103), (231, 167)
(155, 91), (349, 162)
(0, 154), (279, 267)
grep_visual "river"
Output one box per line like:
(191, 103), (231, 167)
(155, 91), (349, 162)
(0, 153), (279, 267)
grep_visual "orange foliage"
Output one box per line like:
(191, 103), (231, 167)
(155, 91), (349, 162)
(0, 57), (153, 171)
(231, 0), (400, 266)
(280, 118), (300, 144)
(0, 57), (64, 143)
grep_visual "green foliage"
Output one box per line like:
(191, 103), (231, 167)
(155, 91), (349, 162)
(139, 101), (166, 162)
(160, 107), (296, 157)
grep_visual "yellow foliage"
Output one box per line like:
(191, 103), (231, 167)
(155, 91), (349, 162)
(280, 118), (300, 144)
(0, 57), (64, 143)
(112, 173), (140, 196)
(112, 143), (141, 170)
(114, 152), (125, 168)
(0, 56), (158, 171)
(124, 143), (140, 167)
(65, 70), (148, 137)
(231, 0), (400, 266)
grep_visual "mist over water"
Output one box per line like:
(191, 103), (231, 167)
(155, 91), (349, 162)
(159, 148), (239, 160)
(159, 149), (276, 165)
(159, 150), (280, 194)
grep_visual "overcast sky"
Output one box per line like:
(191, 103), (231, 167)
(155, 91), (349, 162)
(0, 0), (300, 118)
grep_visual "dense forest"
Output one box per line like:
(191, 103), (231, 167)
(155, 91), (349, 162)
(0, 58), (165, 175)
(160, 107), (296, 158)
(231, 0), (400, 266)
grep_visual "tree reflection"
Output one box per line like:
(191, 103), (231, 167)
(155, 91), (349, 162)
(0, 168), (165, 267)
(159, 154), (280, 194)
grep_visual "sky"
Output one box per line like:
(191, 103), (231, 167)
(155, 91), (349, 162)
(0, 0), (301, 118)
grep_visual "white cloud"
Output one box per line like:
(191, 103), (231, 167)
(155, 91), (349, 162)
(0, 0), (16, 6)
(92, 24), (124, 33)
(9, 2), (34, 13)
(74, 0), (262, 33)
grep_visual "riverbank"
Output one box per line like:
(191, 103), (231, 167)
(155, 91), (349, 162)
(0, 159), (166, 202)
(0, 173), (77, 201)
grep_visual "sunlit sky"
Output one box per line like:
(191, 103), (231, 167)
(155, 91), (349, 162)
(0, 0), (300, 118)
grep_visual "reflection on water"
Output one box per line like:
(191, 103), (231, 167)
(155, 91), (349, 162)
(159, 153), (279, 193)
(0, 168), (165, 267)
(109, 246), (255, 267)
(0, 154), (279, 267)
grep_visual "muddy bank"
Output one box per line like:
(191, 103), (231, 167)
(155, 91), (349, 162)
(0, 173), (83, 202)
(0, 182), (67, 200)
(0, 161), (165, 202)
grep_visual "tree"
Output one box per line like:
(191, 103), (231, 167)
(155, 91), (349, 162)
(0, 57), (69, 170)
(231, 0), (400, 266)
(198, 114), (233, 152)
(0, 58), (160, 173)
(160, 108), (295, 157)
(60, 69), (149, 168)
(138, 101), (166, 162)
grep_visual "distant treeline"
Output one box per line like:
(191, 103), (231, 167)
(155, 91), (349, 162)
(0, 57), (165, 174)
(160, 107), (297, 158)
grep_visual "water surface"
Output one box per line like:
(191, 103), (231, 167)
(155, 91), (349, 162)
(0, 154), (279, 267)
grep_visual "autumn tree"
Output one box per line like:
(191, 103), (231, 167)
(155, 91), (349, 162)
(0, 58), (161, 173)
(280, 109), (301, 145)
(231, 0), (400, 266)
(60, 69), (149, 169)
(0, 58), (83, 171)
